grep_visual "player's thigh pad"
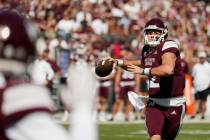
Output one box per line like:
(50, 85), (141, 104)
(145, 104), (165, 137)
(162, 104), (185, 140)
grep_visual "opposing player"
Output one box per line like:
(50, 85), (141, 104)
(0, 9), (98, 140)
(108, 18), (186, 140)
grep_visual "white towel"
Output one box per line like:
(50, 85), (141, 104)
(128, 91), (148, 112)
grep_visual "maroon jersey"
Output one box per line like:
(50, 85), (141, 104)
(142, 40), (185, 98)
(119, 70), (135, 100)
(99, 79), (112, 98)
(0, 74), (53, 140)
(120, 70), (135, 87)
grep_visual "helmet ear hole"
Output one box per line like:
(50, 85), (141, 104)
(0, 9), (38, 64)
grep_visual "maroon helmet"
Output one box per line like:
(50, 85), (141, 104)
(144, 18), (168, 46)
(0, 8), (38, 63)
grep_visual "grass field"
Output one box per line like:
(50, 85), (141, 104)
(99, 123), (210, 140)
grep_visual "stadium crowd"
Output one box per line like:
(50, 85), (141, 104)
(1, 0), (210, 121)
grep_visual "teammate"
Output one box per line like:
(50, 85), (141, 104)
(109, 48), (140, 121)
(108, 18), (186, 140)
(0, 9), (98, 140)
(96, 50), (114, 121)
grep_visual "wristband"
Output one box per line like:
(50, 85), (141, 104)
(116, 59), (124, 66)
(142, 68), (152, 76)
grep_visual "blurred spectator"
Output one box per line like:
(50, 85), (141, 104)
(122, 0), (140, 20)
(31, 49), (55, 86)
(56, 11), (79, 39)
(111, 41), (122, 59)
(1, 0), (209, 62)
(180, 50), (190, 74)
(91, 14), (109, 35)
(191, 51), (210, 119)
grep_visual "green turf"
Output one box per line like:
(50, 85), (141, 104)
(99, 123), (210, 140)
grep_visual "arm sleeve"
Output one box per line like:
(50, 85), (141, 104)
(161, 40), (179, 56)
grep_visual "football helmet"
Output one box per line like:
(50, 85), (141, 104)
(144, 18), (168, 47)
(0, 8), (38, 64)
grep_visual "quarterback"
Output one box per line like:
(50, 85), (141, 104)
(110, 18), (186, 140)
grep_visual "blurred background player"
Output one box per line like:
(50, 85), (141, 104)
(191, 51), (210, 119)
(0, 9), (98, 140)
(109, 47), (140, 121)
(96, 50), (115, 121)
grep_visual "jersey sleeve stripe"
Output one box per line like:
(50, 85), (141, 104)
(2, 84), (54, 115)
(162, 41), (179, 51)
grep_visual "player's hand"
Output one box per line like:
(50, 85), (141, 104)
(61, 62), (97, 111)
(127, 64), (143, 74)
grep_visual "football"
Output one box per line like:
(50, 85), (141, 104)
(95, 59), (114, 77)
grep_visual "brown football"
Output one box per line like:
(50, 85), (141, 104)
(95, 59), (114, 77)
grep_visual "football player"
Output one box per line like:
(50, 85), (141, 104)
(0, 9), (98, 140)
(109, 48), (140, 121)
(108, 18), (186, 140)
(96, 50), (114, 121)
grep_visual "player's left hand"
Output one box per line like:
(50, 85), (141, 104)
(127, 64), (143, 74)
